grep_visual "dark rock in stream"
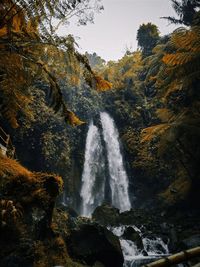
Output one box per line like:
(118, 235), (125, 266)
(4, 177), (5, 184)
(66, 223), (124, 267)
(122, 226), (144, 251)
(92, 203), (120, 225)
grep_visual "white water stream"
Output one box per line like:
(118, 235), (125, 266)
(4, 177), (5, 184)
(110, 225), (169, 267)
(100, 112), (131, 212)
(80, 112), (131, 216)
(80, 120), (106, 217)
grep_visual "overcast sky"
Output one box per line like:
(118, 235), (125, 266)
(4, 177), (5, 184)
(66, 0), (177, 61)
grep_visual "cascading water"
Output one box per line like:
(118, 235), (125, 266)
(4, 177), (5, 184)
(109, 225), (170, 267)
(80, 112), (131, 216)
(100, 112), (131, 212)
(80, 120), (106, 217)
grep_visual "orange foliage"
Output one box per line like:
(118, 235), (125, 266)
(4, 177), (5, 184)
(0, 0), (26, 35)
(94, 74), (112, 91)
(0, 27), (7, 37)
(0, 153), (32, 179)
(64, 110), (85, 126)
(12, 12), (24, 32)
(141, 124), (170, 143)
(156, 108), (174, 122)
(162, 52), (194, 66)
(0, 153), (63, 207)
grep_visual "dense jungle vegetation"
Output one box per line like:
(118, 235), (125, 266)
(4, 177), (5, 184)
(0, 0), (200, 266)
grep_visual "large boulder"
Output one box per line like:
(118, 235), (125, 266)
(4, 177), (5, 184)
(92, 203), (120, 225)
(66, 223), (124, 267)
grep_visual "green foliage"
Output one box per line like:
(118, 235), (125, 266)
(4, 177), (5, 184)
(162, 0), (200, 26)
(137, 22), (200, 192)
(85, 52), (106, 71)
(101, 51), (143, 90)
(136, 23), (160, 57)
(13, 88), (72, 179)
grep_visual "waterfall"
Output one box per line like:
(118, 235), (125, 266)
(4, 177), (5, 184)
(80, 120), (105, 217)
(100, 112), (131, 212)
(80, 112), (131, 216)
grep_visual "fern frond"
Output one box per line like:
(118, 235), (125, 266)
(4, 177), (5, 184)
(169, 26), (200, 52)
(163, 52), (197, 66)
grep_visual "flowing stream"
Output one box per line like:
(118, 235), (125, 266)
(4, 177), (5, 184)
(110, 225), (169, 267)
(80, 112), (131, 216)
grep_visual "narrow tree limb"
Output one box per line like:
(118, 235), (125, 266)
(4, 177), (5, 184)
(142, 246), (200, 267)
